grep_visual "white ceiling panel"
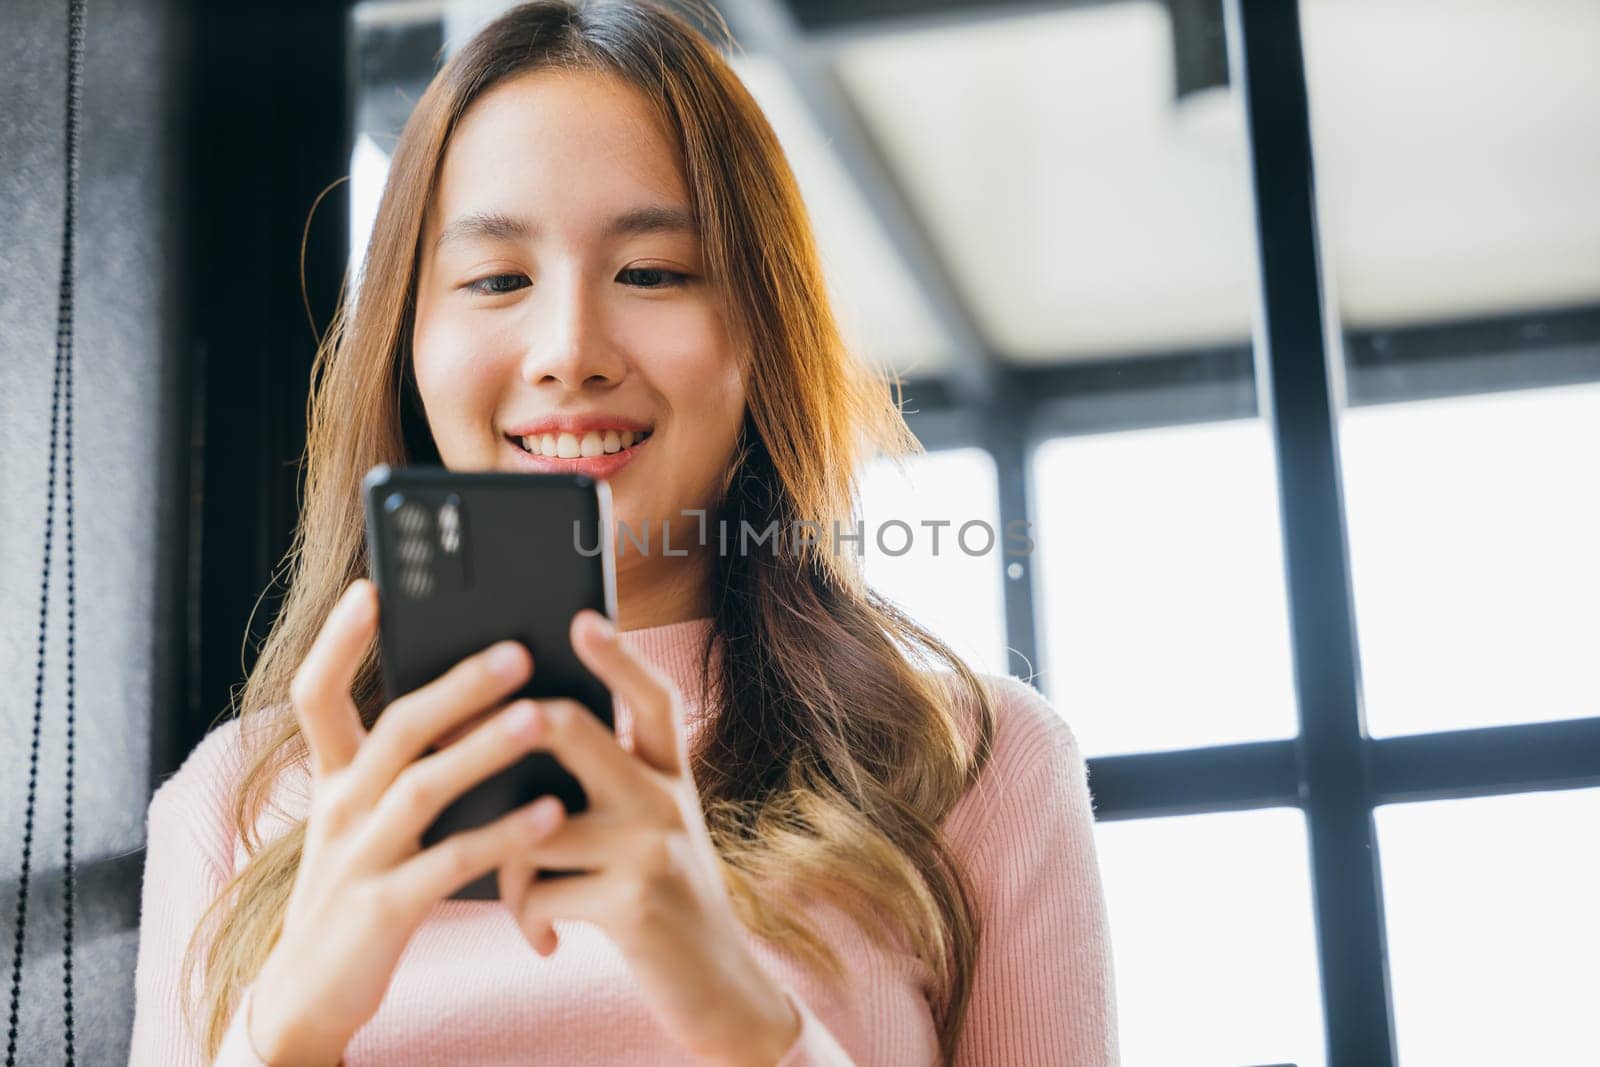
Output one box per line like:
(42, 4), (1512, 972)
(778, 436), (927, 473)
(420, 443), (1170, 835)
(1301, 0), (1600, 328)
(835, 1), (1258, 362)
(729, 54), (954, 377)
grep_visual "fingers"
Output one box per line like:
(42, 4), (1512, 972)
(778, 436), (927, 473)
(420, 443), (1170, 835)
(494, 795), (571, 921)
(350, 639), (532, 802)
(498, 853), (533, 918)
(505, 813), (671, 951)
(512, 868), (617, 940)
(388, 794), (565, 906)
(513, 811), (648, 872)
(290, 581), (379, 777)
(498, 852), (561, 957)
(360, 699), (547, 863)
(571, 610), (685, 776)
(510, 820), (693, 955)
(526, 698), (669, 816)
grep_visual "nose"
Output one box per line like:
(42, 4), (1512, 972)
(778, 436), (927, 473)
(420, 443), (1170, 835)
(518, 267), (626, 390)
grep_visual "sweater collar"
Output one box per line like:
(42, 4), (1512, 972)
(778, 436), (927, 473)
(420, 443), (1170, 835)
(615, 615), (721, 722)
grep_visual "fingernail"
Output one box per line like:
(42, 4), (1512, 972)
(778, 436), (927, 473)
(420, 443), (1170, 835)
(345, 583), (374, 622)
(489, 641), (527, 678)
(502, 701), (538, 737)
(523, 797), (561, 834)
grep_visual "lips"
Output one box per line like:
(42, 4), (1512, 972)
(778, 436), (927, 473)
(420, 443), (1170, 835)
(504, 414), (654, 438)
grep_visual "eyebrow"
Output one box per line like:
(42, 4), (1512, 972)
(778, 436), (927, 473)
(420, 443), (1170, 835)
(434, 211), (531, 250)
(433, 205), (698, 250)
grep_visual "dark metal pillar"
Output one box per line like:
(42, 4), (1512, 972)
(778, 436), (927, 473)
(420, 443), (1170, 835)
(1224, 1), (1396, 1061)
(986, 407), (1042, 684)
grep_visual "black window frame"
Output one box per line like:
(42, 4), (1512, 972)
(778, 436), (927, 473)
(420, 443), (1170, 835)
(881, 4), (1600, 1062)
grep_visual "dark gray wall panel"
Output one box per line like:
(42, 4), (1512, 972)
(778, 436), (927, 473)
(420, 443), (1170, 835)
(1, 0), (189, 1061)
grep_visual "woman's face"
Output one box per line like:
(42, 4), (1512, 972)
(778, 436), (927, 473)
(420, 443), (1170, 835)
(412, 69), (746, 603)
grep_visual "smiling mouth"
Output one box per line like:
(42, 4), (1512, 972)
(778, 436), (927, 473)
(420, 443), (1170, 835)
(509, 428), (653, 459)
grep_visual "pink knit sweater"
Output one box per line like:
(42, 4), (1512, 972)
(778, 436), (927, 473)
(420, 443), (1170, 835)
(129, 617), (1118, 1065)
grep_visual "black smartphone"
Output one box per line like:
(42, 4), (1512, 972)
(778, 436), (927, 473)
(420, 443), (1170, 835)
(361, 464), (618, 899)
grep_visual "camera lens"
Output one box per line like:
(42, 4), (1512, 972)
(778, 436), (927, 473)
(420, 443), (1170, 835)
(395, 500), (430, 537)
(399, 564), (435, 598)
(438, 499), (461, 554)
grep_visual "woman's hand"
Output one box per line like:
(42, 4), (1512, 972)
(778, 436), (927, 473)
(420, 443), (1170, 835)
(247, 580), (565, 1065)
(498, 610), (802, 1067)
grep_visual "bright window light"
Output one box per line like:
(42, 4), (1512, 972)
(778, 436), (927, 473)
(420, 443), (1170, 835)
(1032, 420), (1298, 756)
(858, 448), (1011, 677)
(1095, 807), (1325, 1066)
(1341, 383), (1600, 737)
(1377, 788), (1600, 1062)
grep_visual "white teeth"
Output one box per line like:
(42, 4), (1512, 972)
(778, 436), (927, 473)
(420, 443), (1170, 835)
(519, 428), (649, 458)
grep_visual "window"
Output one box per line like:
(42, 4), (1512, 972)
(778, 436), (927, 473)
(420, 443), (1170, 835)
(1300, 0), (1600, 741)
(1377, 788), (1600, 1062)
(1032, 421), (1297, 757)
(1299, 0), (1600, 1055)
(1096, 808), (1325, 1066)
(1341, 383), (1600, 737)
(858, 448), (1009, 677)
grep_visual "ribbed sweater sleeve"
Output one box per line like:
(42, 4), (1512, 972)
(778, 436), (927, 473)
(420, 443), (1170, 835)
(129, 721), (266, 1066)
(948, 676), (1120, 1065)
(769, 673), (1120, 1066)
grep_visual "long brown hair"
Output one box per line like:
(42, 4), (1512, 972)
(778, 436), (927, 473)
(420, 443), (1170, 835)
(183, 2), (997, 1060)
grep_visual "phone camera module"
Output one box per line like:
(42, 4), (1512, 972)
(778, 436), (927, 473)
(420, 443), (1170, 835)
(389, 498), (438, 598)
(394, 499), (430, 536)
(438, 497), (461, 555)
(399, 564), (436, 599)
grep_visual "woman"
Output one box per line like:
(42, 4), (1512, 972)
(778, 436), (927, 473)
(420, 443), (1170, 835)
(129, 1), (1117, 1063)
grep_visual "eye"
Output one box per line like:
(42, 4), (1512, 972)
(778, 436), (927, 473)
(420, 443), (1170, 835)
(466, 273), (530, 296)
(618, 267), (689, 289)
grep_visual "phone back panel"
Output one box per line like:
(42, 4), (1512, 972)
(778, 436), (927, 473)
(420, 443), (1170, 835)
(362, 465), (617, 898)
